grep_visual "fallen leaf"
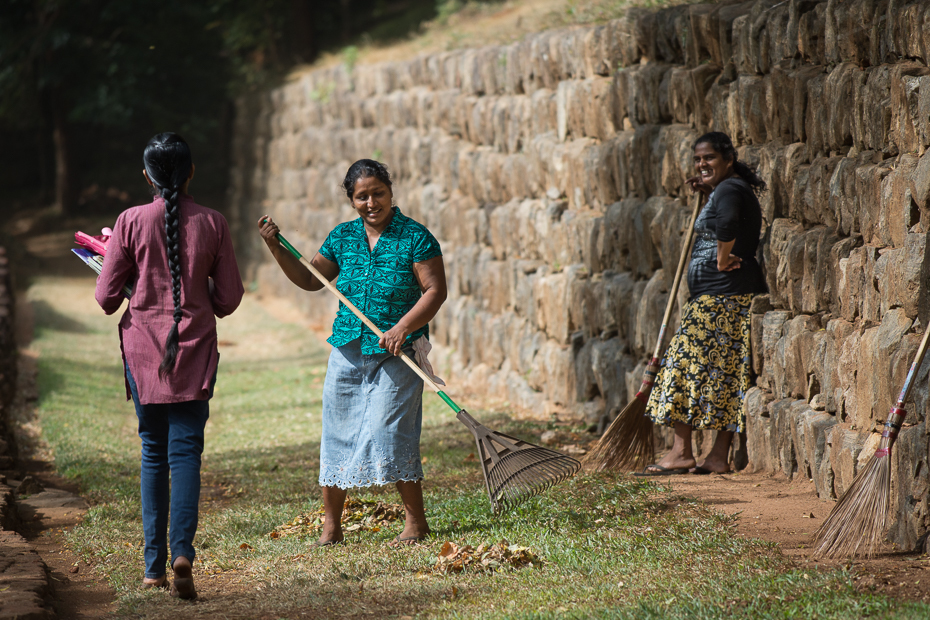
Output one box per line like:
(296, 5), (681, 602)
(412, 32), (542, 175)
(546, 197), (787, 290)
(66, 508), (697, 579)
(463, 453), (477, 463)
(270, 499), (404, 538)
(433, 539), (543, 574)
(239, 543), (253, 550)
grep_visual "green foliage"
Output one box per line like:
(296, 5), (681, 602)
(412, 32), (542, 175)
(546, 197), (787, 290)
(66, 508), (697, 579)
(0, 0), (443, 205)
(342, 45), (360, 73)
(436, 0), (465, 24)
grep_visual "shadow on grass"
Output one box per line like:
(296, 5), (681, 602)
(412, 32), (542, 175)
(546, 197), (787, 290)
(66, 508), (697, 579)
(31, 298), (90, 334)
(35, 356), (126, 405)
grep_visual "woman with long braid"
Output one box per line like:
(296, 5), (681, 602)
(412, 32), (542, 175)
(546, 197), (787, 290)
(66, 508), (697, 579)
(96, 133), (244, 598)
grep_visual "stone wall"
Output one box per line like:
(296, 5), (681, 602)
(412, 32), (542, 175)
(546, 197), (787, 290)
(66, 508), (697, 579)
(228, 0), (930, 550)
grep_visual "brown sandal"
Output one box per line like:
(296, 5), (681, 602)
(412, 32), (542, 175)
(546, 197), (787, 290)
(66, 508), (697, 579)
(169, 559), (197, 601)
(142, 578), (168, 591)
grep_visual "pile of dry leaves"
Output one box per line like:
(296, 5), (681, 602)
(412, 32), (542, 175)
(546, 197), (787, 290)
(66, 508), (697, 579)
(269, 499), (404, 539)
(433, 540), (543, 574)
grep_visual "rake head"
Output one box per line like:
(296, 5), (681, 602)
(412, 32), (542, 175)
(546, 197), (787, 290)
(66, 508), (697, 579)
(456, 410), (581, 513)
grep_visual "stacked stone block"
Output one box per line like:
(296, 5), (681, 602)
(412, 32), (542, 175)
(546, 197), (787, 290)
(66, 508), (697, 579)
(230, 0), (930, 550)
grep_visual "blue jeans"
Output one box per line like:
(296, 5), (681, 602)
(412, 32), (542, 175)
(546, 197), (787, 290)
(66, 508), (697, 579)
(126, 366), (211, 579)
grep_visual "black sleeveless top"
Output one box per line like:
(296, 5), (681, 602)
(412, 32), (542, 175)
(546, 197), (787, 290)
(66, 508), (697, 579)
(686, 177), (767, 298)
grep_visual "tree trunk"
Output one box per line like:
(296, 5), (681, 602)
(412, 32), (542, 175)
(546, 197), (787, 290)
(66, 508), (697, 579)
(50, 95), (79, 214)
(289, 0), (317, 63)
(339, 0), (351, 45)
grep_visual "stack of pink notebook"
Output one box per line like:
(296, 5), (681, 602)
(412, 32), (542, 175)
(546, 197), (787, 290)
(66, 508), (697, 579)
(72, 229), (133, 298)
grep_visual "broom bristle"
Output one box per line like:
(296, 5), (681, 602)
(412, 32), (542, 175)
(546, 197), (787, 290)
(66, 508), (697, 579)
(812, 453), (891, 559)
(581, 397), (654, 472)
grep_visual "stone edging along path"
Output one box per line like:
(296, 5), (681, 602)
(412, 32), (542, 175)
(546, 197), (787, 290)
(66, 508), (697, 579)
(0, 246), (56, 620)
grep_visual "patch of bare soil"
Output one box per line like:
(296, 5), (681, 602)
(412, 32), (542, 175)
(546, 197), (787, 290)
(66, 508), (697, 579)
(535, 424), (930, 604)
(655, 470), (930, 604)
(17, 472), (117, 620)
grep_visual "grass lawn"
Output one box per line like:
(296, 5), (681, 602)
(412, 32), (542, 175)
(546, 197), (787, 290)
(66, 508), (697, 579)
(24, 276), (929, 619)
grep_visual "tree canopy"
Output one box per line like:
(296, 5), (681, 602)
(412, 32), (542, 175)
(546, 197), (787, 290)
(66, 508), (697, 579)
(0, 0), (443, 212)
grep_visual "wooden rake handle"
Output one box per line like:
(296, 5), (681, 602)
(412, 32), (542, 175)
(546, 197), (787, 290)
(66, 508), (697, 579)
(633, 193), (704, 403)
(650, 192), (705, 360)
(273, 230), (463, 412)
(896, 318), (930, 406)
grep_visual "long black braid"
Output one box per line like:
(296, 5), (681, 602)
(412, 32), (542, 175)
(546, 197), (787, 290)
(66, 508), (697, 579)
(142, 133), (192, 379)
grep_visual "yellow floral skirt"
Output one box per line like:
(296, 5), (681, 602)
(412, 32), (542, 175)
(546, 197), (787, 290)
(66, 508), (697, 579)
(646, 294), (754, 433)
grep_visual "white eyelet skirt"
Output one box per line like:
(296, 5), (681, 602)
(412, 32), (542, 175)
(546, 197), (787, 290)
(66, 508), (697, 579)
(319, 338), (424, 489)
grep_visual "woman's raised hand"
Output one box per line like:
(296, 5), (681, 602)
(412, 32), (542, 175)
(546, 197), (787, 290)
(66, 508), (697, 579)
(685, 175), (712, 196)
(257, 215), (281, 249)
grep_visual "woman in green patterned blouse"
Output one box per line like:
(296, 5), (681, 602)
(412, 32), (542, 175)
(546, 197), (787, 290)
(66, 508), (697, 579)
(258, 159), (447, 546)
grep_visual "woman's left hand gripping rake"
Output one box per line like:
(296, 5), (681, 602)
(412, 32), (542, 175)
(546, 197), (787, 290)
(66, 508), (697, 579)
(274, 230), (581, 512)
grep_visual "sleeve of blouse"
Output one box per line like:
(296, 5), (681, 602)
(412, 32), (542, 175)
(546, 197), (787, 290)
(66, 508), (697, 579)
(318, 228), (337, 263)
(94, 214), (134, 315)
(411, 227), (442, 263)
(713, 182), (743, 243)
(210, 215), (244, 319)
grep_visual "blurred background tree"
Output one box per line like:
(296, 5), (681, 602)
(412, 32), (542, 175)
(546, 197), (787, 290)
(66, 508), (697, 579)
(0, 0), (445, 215)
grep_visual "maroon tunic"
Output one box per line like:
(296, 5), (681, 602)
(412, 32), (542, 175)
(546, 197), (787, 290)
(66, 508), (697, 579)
(95, 195), (244, 405)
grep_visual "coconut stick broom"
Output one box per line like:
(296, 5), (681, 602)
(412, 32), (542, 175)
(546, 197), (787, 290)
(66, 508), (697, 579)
(812, 318), (930, 558)
(272, 229), (581, 512)
(583, 193), (704, 472)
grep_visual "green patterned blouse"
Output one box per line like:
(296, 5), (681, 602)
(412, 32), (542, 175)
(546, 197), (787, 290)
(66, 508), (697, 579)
(319, 207), (443, 354)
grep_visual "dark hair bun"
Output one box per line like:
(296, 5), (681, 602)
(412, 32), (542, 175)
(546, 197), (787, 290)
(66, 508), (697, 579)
(342, 159), (392, 200)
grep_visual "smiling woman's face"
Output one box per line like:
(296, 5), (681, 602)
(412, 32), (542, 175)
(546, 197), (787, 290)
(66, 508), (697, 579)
(351, 175), (393, 230)
(693, 141), (734, 189)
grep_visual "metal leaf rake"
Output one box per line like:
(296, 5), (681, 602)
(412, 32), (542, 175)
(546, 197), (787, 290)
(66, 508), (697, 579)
(274, 229), (581, 512)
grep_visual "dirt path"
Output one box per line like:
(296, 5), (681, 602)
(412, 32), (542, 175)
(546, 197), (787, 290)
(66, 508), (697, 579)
(13, 305), (118, 619)
(645, 469), (930, 603)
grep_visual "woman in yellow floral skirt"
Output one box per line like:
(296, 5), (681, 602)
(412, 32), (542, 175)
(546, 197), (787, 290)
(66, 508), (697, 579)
(637, 132), (767, 476)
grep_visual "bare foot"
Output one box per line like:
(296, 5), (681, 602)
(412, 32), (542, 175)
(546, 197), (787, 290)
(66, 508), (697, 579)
(692, 458), (731, 474)
(648, 454), (696, 472)
(317, 519), (344, 546)
(389, 524), (431, 547)
(315, 534), (344, 546)
(398, 524), (430, 540)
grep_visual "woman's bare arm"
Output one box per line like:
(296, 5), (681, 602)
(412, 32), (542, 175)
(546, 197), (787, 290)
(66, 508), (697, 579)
(257, 215), (339, 291)
(379, 255), (448, 355)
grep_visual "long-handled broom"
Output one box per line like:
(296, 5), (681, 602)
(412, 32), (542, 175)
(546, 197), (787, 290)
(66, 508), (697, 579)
(273, 229), (581, 512)
(812, 318), (930, 558)
(583, 193), (704, 472)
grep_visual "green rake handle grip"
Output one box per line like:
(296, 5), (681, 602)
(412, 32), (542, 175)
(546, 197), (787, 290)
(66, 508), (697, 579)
(273, 228), (464, 413)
